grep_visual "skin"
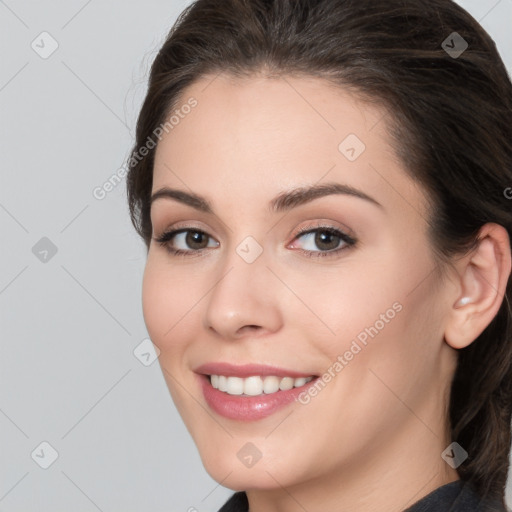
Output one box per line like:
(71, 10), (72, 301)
(142, 73), (511, 512)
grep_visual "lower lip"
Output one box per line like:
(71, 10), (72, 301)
(198, 374), (318, 421)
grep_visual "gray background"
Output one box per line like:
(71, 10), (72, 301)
(1, 1), (511, 511)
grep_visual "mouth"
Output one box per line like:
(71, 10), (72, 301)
(194, 363), (320, 421)
(207, 374), (315, 396)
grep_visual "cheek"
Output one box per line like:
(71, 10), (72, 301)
(141, 259), (191, 353)
(141, 264), (167, 343)
(141, 261), (197, 410)
(281, 259), (402, 353)
(311, 250), (439, 370)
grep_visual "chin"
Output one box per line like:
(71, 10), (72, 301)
(194, 435), (307, 491)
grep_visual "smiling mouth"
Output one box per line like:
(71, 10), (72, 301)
(207, 374), (316, 396)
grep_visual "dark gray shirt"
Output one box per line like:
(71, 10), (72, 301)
(217, 480), (508, 511)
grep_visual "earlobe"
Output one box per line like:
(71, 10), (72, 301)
(444, 224), (511, 350)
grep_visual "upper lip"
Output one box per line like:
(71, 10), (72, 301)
(194, 362), (317, 378)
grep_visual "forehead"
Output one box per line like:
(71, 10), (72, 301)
(151, 73), (427, 217)
(154, 72), (384, 166)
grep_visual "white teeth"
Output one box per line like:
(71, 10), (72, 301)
(244, 376), (263, 396)
(279, 377), (294, 391)
(218, 375), (228, 392)
(209, 375), (314, 396)
(293, 377), (307, 387)
(262, 376), (280, 394)
(226, 376), (244, 395)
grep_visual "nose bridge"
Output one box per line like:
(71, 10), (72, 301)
(202, 235), (282, 339)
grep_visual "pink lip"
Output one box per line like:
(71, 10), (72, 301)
(194, 362), (317, 378)
(194, 364), (319, 421)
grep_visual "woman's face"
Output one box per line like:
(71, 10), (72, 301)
(142, 74), (459, 493)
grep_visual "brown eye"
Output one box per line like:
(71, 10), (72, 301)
(313, 230), (342, 251)
(154, 228), (220, 255)
(185, 230), (210, 249)
(289, 226), (357, 259)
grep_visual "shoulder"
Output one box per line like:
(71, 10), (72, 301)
(405, 479), (509, 512)
(453, 481), (509, 512)
(217, 491), (248, 512)
(216, 482), (510, 512)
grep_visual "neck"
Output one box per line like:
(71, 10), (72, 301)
(245, 413), (460, 512)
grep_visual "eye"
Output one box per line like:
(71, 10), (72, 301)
(154, 228), (219, 256)
(153, 224), (357, 259)
(288, 225), (356, 258)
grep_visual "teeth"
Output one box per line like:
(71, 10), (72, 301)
(279, 377), (294, 391)
(218, 375), (228, 392)
(263, 376), (280, 394)
(244, 376), (264, 396)
(209, 375), (314, 396)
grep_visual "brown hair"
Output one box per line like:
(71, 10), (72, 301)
(126, 0), (512, 505)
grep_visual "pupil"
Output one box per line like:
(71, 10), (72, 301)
(187, 231), (207, 249)
(315, 231), (339, 251)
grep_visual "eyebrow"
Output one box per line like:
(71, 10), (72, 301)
(149, 182), (383, 214)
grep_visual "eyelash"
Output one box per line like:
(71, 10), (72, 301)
(153, 224), (357, 259)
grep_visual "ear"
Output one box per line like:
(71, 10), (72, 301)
(444, 223), (511, 350)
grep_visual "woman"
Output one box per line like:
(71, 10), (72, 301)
(126, 0), (512, 510)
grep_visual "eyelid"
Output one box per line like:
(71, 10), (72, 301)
(287, 223), (356, 253)
(155, 220), (216, 238)
(289, 218), (356, 240)
(155, 219), (353, 242)
(154, 219), (357, 258)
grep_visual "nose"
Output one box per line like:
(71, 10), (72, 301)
(203, 248), (283, 340)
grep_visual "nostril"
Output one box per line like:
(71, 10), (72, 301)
(236, 325), (262, 335)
